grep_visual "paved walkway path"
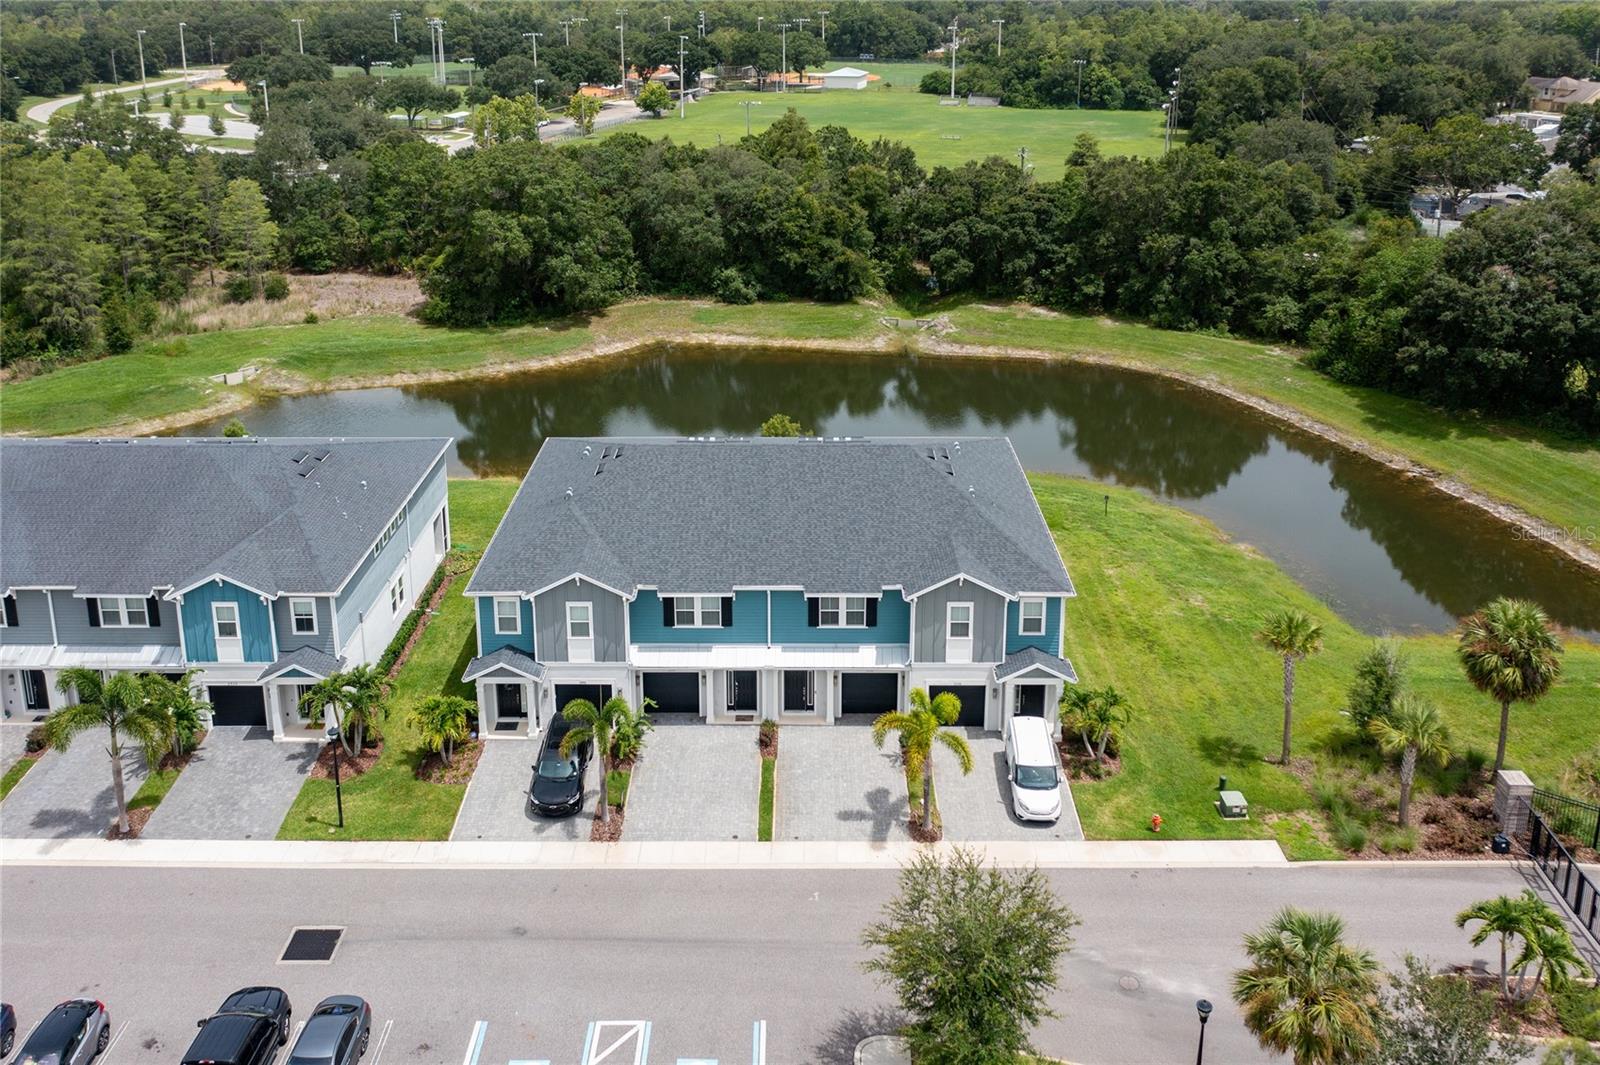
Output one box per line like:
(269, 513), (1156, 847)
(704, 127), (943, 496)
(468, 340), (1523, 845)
(625, 716), (760, 841)
(142, 727), (314, 840)
(776, 723), (911, 843)
(0, 727), (148, 838)
(939, 730), (1084, 842)
(1, 721), (32, 771)
(25, 69), (224, 125)
(450, 736), (595, 841)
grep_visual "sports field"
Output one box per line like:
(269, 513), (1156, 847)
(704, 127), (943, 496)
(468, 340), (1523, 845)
(603, 79), (1170, 177)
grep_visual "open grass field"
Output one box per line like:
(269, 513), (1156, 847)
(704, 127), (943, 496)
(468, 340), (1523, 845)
(606, 89), (1170, 177)
(1034, 473), (1600, 858)
(276, 478), (516, 840)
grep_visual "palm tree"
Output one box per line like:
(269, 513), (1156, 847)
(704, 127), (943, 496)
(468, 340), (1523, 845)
(409, 695), (474, 767)
(1257, 609), (1325, 764)
(299, 665), (386, 755)
(1455, 891), (1565, 1001)
(1232, 907), (1383, 1065)
(1456, 597), (1563, 775)
(140, 670), (211, 760)
(45, 668), (172, 835)
(1368, 693), (1450, 828)
(1511, 921), (1588, 1002)
(559, 694), (634, 826)
(1061, 685), (1130, 762)
(872, 687), (975, 833)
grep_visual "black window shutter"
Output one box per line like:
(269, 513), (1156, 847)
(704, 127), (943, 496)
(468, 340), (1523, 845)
(87, 598), (101, 627)
(3, 595), (17, 627)
(720, 596), (733, 627)
(662, 596), (676, 628)
(807, 597), (820, 627)
(146, 596), (161, 627)
(865, 598), (878, 627)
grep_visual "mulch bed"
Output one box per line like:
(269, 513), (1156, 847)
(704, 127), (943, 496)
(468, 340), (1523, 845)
(590, 807), (625, 842)
(309, 739), (383, 780)
(106, 807), (152, 840)
(154, 731), (208, 775)
(415, 739), (483, 785)
(1058, 738), (1122, 782)
(759, 726), (779, 760)
(907, 816), (942, 843)
(1442, 968), (1580, 1040)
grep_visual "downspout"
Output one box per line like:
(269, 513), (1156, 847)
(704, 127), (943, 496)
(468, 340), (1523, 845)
(45, 589), (60, 645)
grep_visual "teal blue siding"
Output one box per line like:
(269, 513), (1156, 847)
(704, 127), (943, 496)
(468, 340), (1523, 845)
(1005, 597), (1063, 655)
(181, 580), (274, 662)
(769, 591), (910, 645)
(630, 590), (768, 645)
(477, 596), (535, 655)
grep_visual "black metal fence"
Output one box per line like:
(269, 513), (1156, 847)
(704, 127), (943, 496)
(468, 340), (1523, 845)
(1532, 787), (1600, 851)
(1528, 809), (1600, 946)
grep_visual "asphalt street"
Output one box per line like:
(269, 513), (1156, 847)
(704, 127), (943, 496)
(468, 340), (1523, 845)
(0, 860), (1538, 1065)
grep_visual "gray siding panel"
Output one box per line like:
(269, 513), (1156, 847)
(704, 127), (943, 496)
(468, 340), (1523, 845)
(912, 581), (1005, 663)
(2, 590), (55, 645)
(335, 456), (448, 639)
(272, 596), (336, 655)
(534, 582), (626, 662)
(55, 595), (182, 648)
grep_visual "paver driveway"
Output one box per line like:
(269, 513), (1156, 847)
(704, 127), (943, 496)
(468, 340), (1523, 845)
(938, 729), (1084, 841)
(450, 735), (596, 841)
(0, 726), (148, 838)
(625, 716), (761, 841)
(141, 727), (315, 840)
(776, 721), (911, 842)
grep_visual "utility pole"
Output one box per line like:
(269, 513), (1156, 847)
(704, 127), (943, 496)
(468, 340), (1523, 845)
(778, 23), (791, 92)
(523, 31), (543, 67)
(679, 34), (689, 117)
(992, 18), (1004, 57)
(560, 19), (572, 46)
(819, 10), (829, 44)
(390, 11), (402, 44)
(463, 56), (475, 88)
(663, 14), (671, 32)
(291, 18), (305, 55)
(207, 34), (214, 64)
(572, 16), (588, 43)
(136, 29), (148, 87)
(1164, 67), (1182, 154)
(741, 98), (761, 135)
(109, 47), (118, 85)
(1074, 58), (1086, 108)
(947, 22), (958, 101)
(178, 22), (189, 76)
(534, 77), (545, 109)
(617, 11), (627, 97)
(698, 10), (707, 39)
(258, 79), (270, 116)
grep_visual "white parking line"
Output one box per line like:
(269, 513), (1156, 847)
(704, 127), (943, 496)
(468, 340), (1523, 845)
(101, 1021), (129, 1061)
(584, 1020), (651, 1065)
(369, 1018), (394, 1065)
(461, 1020), (487, 1065)
(751, 1020), (767, 1065)
(273, 1020), (306, 1065)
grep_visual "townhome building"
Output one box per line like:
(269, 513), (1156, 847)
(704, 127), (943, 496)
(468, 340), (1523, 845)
(463, 436), (1077, 737)
(1, 437), (451, 739)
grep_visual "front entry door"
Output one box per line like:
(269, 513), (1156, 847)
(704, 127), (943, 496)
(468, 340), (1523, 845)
(1016, 685), (1046, 717)
(728, 670), (758, 714)
(495, 683), (526, 731)
(22, 670), (50, 712)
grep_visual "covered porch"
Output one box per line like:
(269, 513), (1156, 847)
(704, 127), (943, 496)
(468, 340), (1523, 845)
(463, 648), (545, 738)
(2, 642), (187, 719)
(257, 647), (346, 742)
(630, 643), (911, 724)
(994, 647), (1079, 738)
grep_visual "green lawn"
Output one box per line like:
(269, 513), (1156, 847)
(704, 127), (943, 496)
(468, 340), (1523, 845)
(608, 91), (1169, 178)
(0, 755), (39, 801)
(276, 479), (517, 840)
(758, 757), (776, 841)
(1033, 473), (1600, 858)
(128, 757), (183, 815)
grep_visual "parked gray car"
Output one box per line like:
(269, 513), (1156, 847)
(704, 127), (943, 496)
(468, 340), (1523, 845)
(8, 999), (109, 1065)
(285, 996), (371, 1065)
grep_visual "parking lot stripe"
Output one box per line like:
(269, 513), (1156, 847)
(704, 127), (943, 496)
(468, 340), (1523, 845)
(101, 1021), (129, 1061)
(751, 1020), (766, 1065)
(580, 1022), (597, 1065)
(461, 1020), (487, 1065)
(638, 1021), (652, 1065)
(275, 1020), (306, 1064)
(369, 1019), (394, 1065)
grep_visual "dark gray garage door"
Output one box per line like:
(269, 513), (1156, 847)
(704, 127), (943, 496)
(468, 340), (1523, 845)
(209, 685), (267, 726)
(554, 684), (612, 716)
(642, 672), (700, 715)
(840, 673), (899, 715)
(930, 685), (986, 727)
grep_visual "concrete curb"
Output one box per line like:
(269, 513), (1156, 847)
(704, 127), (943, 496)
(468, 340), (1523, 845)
(0, 836), (1290, 871)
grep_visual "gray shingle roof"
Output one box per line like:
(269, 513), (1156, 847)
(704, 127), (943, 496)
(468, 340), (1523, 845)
(467, 437), (1073, 599)
(258, 647), (346, 681)
(2, 437), (450, 596)
(995, 646), (1079, 683)
(462, 647), (545, 681)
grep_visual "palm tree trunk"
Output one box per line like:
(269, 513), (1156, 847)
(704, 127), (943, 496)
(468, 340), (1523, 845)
(598, 749), (611, 825)
(1096, 728), (1110, 761)
(108, 728), (130, 835)
(1398, 747), (1416, 827)
(442, 736), (453, 767)
(922, 749), (935, 833)
(1493, 698), (1511, 775)
(1280, 656), (1296, 764)
(1080, 731), (1094, 758)
(1499, 934), (1509, 1001)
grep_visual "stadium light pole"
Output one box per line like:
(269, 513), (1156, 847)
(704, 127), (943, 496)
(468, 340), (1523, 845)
(207, 34), (214, 64)
(617, 11), (627, 98)
(663, 14), (671, 32)
(560, 19), (572, 46)
(698, 10), (707, 39)
(391, 11), (402, 44)
(1074, 58), (1087, 108)
(741, 98), (761, 135)
(992, 18), (1003, 57)
(178, 22), (189, 76)
(136, 29), (147, 87)
(778, 23), (791, 92)
(523, 31), (543, 67)
(533, 77), (545, 109)
(291, 18), (305, 55)
(947, 22), (958, 101)
(819, 10), (830, 44)
(109, 47), (118, 85)
(679, 35), (689, 117)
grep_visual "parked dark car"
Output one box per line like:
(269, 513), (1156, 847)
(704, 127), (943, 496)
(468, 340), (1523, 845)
(8, 999), (109, 1065)
(285, 996), (371, 1065)
(1, 1002), (15, 1058)
(528, 718), (590, 817)
(181, 987), (291, 1065)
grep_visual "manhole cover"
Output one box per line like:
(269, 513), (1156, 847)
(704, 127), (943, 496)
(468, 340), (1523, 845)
(281, 927), (344, 963)
(1118, 975), (1141, 992)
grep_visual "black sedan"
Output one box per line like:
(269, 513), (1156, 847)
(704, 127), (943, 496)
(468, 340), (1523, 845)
(284, 996), (371, 1065)
(215, 986), (292, 1045)
(528, 723), (590, 817)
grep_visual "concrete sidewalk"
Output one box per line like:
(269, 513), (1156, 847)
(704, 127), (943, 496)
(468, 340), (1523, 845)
(0, 835), (1289, 870)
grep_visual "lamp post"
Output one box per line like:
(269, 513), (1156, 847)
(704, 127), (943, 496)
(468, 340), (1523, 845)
(258, 79), (269, 116)
(663, 14), (671, 32)
(1194, 999), (1213, 1065)
(109, 47), (118, 85)
(373, 60), (392, 82)
(390, 11), (402, 44)
(291, 17), (305, 55)
(946, 22), (958, 101)
(1074, 58), (1087, 108)
(777, 23), (791, 93)
(533, 77), (545, 110)
(207, 34), (214, 65)
(819, 10), (829, 44)
(992, 18), (1004, 57)
(678, 35), (689, 117)
(1164, 67), (1182, 154)
(523, 31), (542, 67)
(617, 11), (627, 98)
(178, 22), (189, 76)
(326, 725), (345, 829)
(463, 56), (475, 88)
(741, 98), (760, 135)
(136, 29), (148, 87)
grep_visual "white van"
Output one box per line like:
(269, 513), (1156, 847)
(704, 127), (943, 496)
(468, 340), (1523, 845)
(1005, 716), (1063, 822)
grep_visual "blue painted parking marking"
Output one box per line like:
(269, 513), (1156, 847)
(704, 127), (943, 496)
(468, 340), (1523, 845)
(752, 1021), (767, 1065)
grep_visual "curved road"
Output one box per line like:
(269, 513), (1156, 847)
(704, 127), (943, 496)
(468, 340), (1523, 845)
(24, 68), (225, 126)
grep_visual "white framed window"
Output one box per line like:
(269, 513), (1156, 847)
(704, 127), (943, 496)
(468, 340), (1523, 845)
(817, 595), (868, 628)
(567, 601), (594, 663)
(389, 574), (406, 615)
(493, 597), (521, 635)
(213, 601), (243, 663)
(98, 596), (149, 628)
(673, 595), (724, 628)
(1019, 598), (1046, 636)
(289, 598), (318, 635)
(946, 601), (973, 663)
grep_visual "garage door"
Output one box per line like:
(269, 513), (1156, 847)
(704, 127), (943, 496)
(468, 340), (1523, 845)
(209, 685), (267, 727)
(840, 673), (899, 715)
(642, 672), (700, 715)
(554, 684), (611, 716)
(930, 685), (986, 727)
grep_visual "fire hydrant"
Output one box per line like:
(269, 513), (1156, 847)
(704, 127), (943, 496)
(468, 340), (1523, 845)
(1150, 813), (1163, 833)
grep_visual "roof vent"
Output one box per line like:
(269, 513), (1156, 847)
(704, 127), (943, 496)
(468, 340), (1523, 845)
(565, 487), (574, 499)
(967, 485), (976, 500)
(582, 444), (592, 456)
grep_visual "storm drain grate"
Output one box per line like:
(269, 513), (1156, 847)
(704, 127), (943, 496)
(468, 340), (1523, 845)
(280, 926), (344, 963)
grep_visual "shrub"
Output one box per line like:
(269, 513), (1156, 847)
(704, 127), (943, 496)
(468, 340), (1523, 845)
(1346, 639), (1406, 733)
(1378, 827), (1419, 854)
(303, 310), (320, 324)
(759, 719), (778, 742)
(1332, 811), (1369, 852)
(152, 338), (190, 358)
(376, 561), (449, 675)
(262, 273), (290, 301)
(713, 267), (757, 304)
(222, 418), (249, 438)
(1554, 985), (1600, 1041)
(25, 724), (49, 753)
(223, 275), (257, 303)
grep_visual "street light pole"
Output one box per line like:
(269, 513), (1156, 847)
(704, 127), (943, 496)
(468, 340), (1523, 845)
(617, 11), (627, 98)
(207, 35), (214, 64)
(110, 48), (118, 85)
(663, 14), (671, 32)
(819, 10), (829, 44)
(136, 29), (147, 87)
(741, 98), (760, 135)
(178, 22), (189, 76)
(947, 22), (958, 101)
(778, 23), (790, 93)
(291, 18), (305, 55)
(992, 18), (1004, 57)
(390, 11), (401, 44)
(1164, 67), (1182, 154)
(698, 10), (707, 39)
(1075, 58), (1086, 108)
(523, 32), (543, 67)
(560, 19), (572, 46)
(258, 79), (270, 116)
(533, 77), (545, 110)
(679, 35), (689, 118)
(1195, 999), (1213, 1065)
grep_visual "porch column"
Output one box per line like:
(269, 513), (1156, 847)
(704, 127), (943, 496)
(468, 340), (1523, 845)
(475, 680), (492, 736)
(268, 683), (287, 740)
